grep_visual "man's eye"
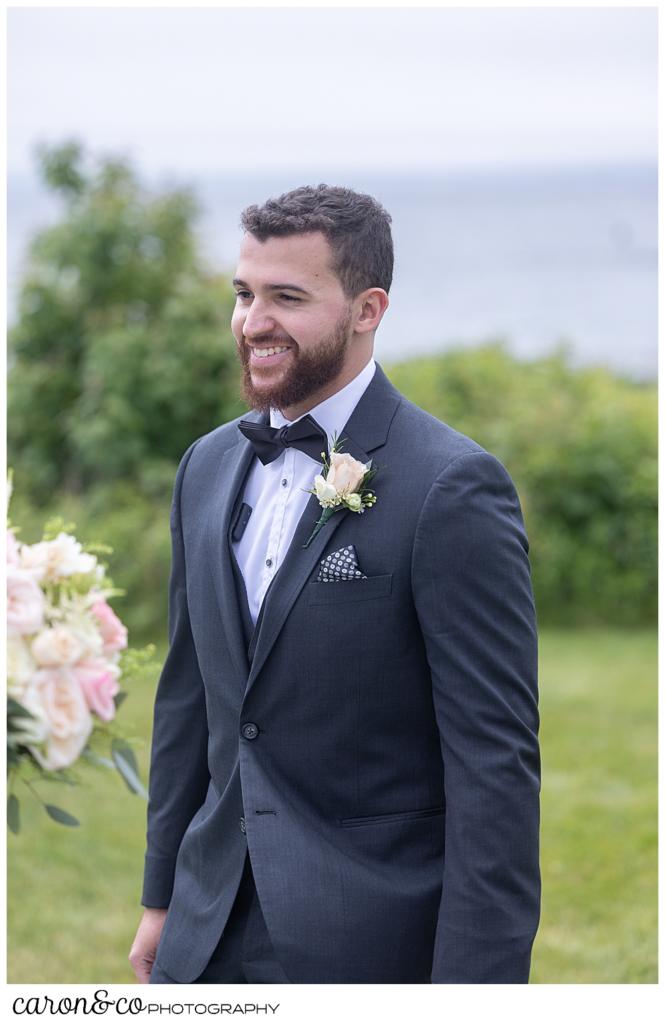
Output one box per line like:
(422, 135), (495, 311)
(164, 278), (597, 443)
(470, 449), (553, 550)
(280, 294), (301, 302)
(235, 291), (252, 300)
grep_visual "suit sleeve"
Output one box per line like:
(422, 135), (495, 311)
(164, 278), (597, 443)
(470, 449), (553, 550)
(141, 440), (211, 908)
(411, 450), (541, 983)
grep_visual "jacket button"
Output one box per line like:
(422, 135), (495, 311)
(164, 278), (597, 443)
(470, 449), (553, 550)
(241, 722), (259, 740)
(239, 816), (246, 834)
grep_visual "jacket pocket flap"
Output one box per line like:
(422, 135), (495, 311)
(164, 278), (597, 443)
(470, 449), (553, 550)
(339, 805), (445, 828)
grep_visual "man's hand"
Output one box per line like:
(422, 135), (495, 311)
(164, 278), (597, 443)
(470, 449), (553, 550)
(129, 908), (169, 983)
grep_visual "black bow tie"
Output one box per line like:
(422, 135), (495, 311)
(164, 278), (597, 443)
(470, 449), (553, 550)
(238, 413), (329, 466)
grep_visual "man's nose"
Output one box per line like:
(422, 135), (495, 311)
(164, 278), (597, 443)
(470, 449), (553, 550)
(242, 300), (277, 339)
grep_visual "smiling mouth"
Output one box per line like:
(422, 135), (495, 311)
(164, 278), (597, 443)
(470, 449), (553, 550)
(250, 345), (291, 358)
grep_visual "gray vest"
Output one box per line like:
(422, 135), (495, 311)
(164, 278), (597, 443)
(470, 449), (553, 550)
(228, 496), (272, 665)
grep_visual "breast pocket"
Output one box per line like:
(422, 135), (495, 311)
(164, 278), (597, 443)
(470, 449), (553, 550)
(306, 573), (393, 606)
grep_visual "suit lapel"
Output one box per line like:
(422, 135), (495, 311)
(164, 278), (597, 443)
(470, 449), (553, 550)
(243, 362), (402, 699)
(209, 408), (267, 695)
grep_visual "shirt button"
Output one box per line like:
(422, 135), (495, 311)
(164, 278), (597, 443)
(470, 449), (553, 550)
(241, 722), (259, 740)
(281, 478), (288, 487)
(239, 816), (246, 834)
(266, 558), (273, 568)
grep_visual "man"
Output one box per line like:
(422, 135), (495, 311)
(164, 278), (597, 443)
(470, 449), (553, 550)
(129, 185), (541, 985)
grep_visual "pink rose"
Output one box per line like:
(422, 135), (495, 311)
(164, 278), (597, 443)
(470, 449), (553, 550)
(91, 598), (128, 653)
(326, 452), (367, 496)
(74, 658), (120, 722)
(7, 567), (45, 636)
(29, 667), (93, 770)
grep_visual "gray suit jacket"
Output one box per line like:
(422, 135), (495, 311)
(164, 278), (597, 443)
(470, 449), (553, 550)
(142, 361), (541, 983)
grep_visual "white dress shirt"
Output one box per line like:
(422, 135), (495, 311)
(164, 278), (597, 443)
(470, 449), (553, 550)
(232, 357), (376, 625)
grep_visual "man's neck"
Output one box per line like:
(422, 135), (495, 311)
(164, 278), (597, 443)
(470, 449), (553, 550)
(279, 351), (373, 422)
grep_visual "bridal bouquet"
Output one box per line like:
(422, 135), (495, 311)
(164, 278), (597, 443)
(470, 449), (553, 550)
(7, 478), (151, 831)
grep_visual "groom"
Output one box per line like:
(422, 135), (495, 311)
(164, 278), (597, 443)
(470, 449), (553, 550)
(129, 185), (541, 985)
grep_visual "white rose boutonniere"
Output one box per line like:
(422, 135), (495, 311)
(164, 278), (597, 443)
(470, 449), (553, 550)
(302, 432), (378, 548)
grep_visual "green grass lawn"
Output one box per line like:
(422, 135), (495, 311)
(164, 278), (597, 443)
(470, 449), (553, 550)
(7, 628), (657, 984)
(530, 629), (657, 983)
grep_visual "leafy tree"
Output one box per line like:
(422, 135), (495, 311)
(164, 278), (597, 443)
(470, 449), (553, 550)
(8, 140), (243, 503)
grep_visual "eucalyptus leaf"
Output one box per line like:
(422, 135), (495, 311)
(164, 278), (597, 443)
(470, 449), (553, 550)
(38, 773), (78, 785)
(7, 794), (20, 834)
(111, 744), (148, 798)
(44, 804), (80, 827)
(111, 737), (139, 773)
(7, 748), (22, 771)
(7, 698), (38, 721)
(81, 750), (115, 770)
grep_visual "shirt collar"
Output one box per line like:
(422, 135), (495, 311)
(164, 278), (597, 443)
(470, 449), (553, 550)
(270, 358), (376, 450)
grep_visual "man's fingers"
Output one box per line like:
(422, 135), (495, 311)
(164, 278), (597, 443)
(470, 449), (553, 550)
(133, 955), (154, 984)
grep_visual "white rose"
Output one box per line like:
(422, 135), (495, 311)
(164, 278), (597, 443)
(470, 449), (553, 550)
(20, 533), (98, 582)
(7, 567), (45, 635)
(32, 625), (85, 667)
(68, 609), (104, 659)
(57, 592), (105, 658)
(314, 474), (339, 506)
(326, 453), (367, 497)
(27, 667), (93, 770)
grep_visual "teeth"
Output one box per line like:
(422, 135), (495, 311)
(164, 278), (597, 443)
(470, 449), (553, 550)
(253, 346), (289, 358)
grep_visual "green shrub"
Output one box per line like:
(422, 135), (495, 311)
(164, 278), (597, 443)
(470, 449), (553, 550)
(387, 343), (657, 625)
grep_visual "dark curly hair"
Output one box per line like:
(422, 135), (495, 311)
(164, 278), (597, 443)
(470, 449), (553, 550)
(240, 184), (393, 298)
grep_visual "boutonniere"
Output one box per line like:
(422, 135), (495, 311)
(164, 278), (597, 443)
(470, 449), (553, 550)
(302, 432), (377, 548)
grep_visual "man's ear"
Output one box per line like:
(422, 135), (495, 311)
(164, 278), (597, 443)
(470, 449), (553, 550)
(353, 288), (389, 335)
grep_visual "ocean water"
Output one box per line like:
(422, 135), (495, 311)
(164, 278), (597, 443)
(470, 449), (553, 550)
(7, 163), (657, 379)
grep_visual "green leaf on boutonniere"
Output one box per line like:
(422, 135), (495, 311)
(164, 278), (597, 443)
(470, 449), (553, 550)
(303, 507), (336, 549)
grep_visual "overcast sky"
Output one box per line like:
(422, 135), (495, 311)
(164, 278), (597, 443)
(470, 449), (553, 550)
(7, 6), (657, 177)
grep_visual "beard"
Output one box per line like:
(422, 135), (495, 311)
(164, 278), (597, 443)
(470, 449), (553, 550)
(236, 308), (353, 416)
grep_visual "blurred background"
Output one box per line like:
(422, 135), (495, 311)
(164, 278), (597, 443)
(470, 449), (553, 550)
(6, 6), (657, 984)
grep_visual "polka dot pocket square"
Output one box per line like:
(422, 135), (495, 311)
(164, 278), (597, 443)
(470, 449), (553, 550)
(316, 544), (368, 583)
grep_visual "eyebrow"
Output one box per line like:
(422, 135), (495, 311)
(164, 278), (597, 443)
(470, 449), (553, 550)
(232, 278), (311, 295)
